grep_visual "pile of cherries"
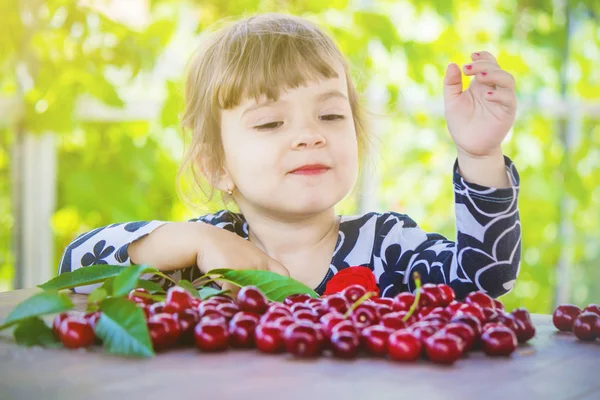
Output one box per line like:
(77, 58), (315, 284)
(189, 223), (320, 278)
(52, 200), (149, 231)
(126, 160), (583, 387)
(51, 283), (537, 365)
(552, 303), (600, 341)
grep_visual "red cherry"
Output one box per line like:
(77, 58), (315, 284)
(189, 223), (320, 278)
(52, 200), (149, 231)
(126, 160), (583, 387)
(387, 329), (422, 362)
(255, 323), (285, 353)
(450, 313), (483, 337)
(291, 303), (313, 313)
(58, 317), (96, 349)
(465, 291), (495, 309)
(493, 298), (505, 311)
(572, 312), (599, 341)
(417, 306), (435, 320)
(294, 309), (318, 323)
(341, 284), (367, 304)
(164, 286), (193, 313)
(320, 312), (346, 336)
(361, 325), (394, 356)
(440, 322), (476, 352)
(418, 288), (439, 309)
(350, 303), (379, 329)
(424, 333), (464, 364)
(228, 313), (259, 348)
(283, 293), (312, 306)
(128, 288), (153, 306)
(174, 308), (200, 343)
(260, 310), (292, 324)
(322, 294), (350, 314)
(427, 307), (453, 321)
(510, 308), (536, 343)
(52, 312), (71, 337)
(482, 307), (499, 322)
(583, 304), (600, 317)
(445, 301), (463, 316)
(194, 319), (229, 352)
(83, 311), (101, 329)
(147, 313), (181, 350)
(371, 297), (394, 308)
(267, 303), (292, 314)
(215, 302), (240, 320)
(392, 292), (415, 312)
(284, 323), (321, 357)
(237, 286), (269, 315)
(480, 326), (518, 356)
(190, 297), (202, 309)
(330, 330), (360, 358)
(273, 316), (296, 330)
(330, 319), (358, 336)
(207, 295), (235, 305)
(437, 284), (455, 306)
(408, 324), (438, 344)
(380, 312), (409, 330)
(149, 301), (166, 315)
(197, 302), (221, 319)
(489, 312), (520, 336)
(553, 304), (582, 332)
(455, 303), (486, 324)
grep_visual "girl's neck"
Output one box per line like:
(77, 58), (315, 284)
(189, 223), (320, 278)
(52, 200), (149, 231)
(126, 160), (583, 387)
(243, 207), (340, 263)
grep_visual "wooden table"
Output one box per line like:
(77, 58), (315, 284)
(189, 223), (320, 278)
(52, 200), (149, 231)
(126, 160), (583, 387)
(1, 289), (599, 400)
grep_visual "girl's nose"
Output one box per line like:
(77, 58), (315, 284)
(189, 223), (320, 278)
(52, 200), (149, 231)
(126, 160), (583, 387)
(291, 131), (327, 149)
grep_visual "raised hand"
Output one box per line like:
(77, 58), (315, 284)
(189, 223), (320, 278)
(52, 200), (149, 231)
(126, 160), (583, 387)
(443, 51), (517, 158)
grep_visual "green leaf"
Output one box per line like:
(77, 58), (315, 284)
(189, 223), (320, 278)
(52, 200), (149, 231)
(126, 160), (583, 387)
(112, 264), (159, 297)
(135, 279), (165, 294)
(95, 297), (154, 358)
(101, 277), (115, 294)
(177, 279), (200, 298)
(0, 291), (73, 330)
(198, 287), (231, 300)
(13, 317), (62, 348)
(88, 288), (108, 305)
(205, 269), (318, 302)
(38, 265), (126, 291)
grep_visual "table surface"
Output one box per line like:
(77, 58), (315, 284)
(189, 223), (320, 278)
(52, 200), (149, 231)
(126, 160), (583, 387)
(0, 289), (599, 400)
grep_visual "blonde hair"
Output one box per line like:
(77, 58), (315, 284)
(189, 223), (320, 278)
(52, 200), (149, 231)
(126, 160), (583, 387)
(178, 13), (373, 214)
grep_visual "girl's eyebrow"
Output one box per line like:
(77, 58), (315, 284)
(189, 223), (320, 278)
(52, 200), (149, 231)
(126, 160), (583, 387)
(241, 89), (348, 118)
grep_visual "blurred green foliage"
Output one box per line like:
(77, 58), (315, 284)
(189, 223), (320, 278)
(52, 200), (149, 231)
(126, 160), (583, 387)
(0, 0), (598, 312)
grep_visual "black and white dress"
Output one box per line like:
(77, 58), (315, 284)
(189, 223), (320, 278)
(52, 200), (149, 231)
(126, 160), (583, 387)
(58, 157), (521, 300)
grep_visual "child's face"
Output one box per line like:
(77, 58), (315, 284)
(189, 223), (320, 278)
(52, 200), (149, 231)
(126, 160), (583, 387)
(219, 61), (358, 217)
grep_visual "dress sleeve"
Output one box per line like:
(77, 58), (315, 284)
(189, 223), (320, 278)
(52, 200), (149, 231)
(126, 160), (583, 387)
(57, 221), (169, 294)
(376, 155), (521, 300)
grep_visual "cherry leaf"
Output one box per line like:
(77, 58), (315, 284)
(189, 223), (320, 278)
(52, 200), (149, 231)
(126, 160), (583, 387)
(14, 317), (62, 348)
(0, 291), (73, 330)
(205, 269), (318, 302)
(95, 297), (154, 358)
(38, 265), (126, 291)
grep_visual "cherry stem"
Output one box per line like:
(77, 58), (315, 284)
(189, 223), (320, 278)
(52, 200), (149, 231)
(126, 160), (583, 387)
(401, 272), (422, 322)
(132, 291), (165, 302)
(191, 274), (225, 288)
(343, 291), (378, 319)
(153, 271), (177, 285)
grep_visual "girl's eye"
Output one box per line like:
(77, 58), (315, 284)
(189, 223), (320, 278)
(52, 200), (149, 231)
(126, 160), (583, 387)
(254, 121), (283, 131)
(321, 114), (345, 121)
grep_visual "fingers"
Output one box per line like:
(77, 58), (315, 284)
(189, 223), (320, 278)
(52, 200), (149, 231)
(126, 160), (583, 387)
(443, 62), (464, 102)
(470, 50), (498, 65)
(484, 87), (517, 110)
(474, 69), (515, 90)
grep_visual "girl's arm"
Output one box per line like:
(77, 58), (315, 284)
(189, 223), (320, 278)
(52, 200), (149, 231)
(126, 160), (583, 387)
(57, 220), (210, 294)
(376, 155), (520, 300)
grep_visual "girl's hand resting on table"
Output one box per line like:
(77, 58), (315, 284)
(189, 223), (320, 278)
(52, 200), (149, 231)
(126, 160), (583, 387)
(196, 223), (289, 296)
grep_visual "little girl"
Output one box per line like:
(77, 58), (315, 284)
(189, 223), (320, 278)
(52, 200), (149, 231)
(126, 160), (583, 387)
(59, 13), (521, 300)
